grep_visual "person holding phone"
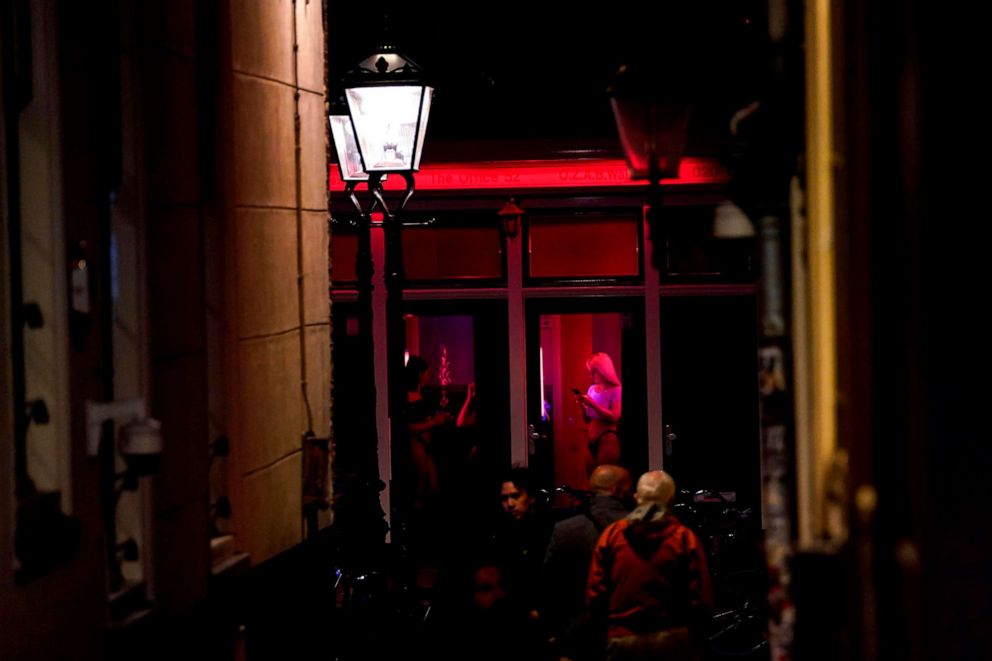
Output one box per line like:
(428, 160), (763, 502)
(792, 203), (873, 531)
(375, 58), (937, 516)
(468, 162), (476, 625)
(575, 352), (623, 475)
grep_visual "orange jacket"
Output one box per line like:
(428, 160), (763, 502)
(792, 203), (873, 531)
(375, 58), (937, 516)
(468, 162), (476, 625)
(586, 510), (713, 639)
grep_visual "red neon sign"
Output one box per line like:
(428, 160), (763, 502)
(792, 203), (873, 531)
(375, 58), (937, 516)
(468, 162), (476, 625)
(329, 157), (730, 192)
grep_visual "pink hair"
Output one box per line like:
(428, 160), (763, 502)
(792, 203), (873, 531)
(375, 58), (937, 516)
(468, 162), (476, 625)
(586, 352), (621, 387)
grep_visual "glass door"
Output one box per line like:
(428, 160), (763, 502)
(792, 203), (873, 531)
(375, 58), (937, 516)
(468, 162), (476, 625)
(526, 298), (647, 491)
(659, 294), (760, 511)
(400, 300), (510, 528)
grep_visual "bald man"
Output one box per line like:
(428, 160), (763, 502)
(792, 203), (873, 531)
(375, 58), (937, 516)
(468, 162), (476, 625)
(586, 471), (713, 661)
(541, 465), (633, 661)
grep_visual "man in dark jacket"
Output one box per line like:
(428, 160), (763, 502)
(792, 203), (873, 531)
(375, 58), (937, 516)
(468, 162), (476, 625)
(586, 470), (713, 661)
(491, 466), (554, 619)
(542, 465), (632, 661)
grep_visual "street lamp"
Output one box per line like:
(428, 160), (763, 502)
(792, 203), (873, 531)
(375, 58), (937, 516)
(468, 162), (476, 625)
(343, 46), (433, 207)
(328, 96), (386, 555)
(608, 62), (692, 271)
(330, 44), (433, 564)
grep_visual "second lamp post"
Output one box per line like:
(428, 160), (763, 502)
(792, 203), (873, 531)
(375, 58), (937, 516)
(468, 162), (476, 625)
(329, 44), (434, 557)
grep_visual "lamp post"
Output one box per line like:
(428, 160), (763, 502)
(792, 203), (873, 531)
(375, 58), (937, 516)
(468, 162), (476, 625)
(328, 97), (388, 558)
(608, 63), (692, 271)
(330, 45), (433, 568)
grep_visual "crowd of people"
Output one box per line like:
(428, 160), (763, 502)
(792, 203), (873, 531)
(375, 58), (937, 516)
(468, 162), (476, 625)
(398, 351), (714, 660)
(415, 464), (714, 661)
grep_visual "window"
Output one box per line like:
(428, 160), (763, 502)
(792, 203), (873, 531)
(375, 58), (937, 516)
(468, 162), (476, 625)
(527, 213), (641, 282)
(403, 226), (503, 284)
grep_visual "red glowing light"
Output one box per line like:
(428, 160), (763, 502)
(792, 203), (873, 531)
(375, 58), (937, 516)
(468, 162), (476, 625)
(329, 158), (730, 192)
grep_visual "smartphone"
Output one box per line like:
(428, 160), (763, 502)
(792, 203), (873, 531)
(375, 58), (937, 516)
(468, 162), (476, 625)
(571, 387), (582, 396)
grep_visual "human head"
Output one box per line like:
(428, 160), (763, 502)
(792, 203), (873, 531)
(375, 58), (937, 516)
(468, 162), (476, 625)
(499, 466), (536, 520)
(586, 352), (621, 387)
(634, 470), (676, 510)
(403, 355), (429, 392)
(470, 562), (507, 610)
(589, 464), (632, 500)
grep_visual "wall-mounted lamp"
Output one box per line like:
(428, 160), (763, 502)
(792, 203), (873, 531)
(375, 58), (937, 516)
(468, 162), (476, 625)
(712, 200), (755, 239)
(498, 198), (524, 240)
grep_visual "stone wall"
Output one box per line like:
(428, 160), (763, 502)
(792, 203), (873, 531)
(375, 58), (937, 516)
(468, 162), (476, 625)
(219, 0), (330, 565)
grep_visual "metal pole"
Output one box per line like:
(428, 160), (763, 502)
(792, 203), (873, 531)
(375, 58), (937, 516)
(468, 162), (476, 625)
(370, 172), (415, 591)
(337, 182), (388, 564)
(646, 179), (665, 272)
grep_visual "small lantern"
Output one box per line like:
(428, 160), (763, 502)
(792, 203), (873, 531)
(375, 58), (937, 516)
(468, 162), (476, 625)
(498, 198), (524, 240)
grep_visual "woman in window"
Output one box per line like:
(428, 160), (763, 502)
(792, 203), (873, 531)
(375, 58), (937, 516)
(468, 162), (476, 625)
(405, 355), (451, 510)
(576, 351), (623, 475)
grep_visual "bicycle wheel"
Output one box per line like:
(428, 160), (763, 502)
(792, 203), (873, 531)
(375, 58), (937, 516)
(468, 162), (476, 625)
(708, 570), (769, 659)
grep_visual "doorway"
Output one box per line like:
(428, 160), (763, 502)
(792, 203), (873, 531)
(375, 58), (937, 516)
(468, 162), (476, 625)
(401, 300), (510, 522)
(659, 294), (760, 510)
(526, 299), (647, 490)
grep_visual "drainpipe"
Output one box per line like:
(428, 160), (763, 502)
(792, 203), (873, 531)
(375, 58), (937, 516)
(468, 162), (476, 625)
(91, 0), (124, 593)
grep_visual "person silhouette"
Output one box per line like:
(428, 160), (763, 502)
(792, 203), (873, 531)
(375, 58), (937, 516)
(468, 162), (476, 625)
(575, 352), (623, 475)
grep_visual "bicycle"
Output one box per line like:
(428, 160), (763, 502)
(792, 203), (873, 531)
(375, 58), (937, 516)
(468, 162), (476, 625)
(539, 483), (768, 659)
(674, 489), (769, 659)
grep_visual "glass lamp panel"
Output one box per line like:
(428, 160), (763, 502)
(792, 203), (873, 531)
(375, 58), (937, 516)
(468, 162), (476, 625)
(412, 88), (433, 170)
(346, 86), (425, 172)
(610, 97), (690, 180)
(329, 114), (368, 181)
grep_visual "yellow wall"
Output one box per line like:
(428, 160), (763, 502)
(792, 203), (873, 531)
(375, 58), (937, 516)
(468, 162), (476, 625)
(220, 0), (330, 564)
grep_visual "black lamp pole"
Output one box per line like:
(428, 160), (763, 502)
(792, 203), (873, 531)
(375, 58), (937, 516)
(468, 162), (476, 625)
(367, 171), (416, 587)
(646, 180), (665, 271)
(332, 44), (432, 583)
(342, 181), (389, 563)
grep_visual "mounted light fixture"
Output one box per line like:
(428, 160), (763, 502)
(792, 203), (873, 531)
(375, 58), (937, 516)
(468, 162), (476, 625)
(343, 46), (433, 178)
(609, 61), (694, 270)
(498, 197), (524, 240)
(712, 200), (755, 239)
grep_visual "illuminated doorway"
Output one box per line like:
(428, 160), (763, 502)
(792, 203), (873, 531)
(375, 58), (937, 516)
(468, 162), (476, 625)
(527, 301), (646, 490)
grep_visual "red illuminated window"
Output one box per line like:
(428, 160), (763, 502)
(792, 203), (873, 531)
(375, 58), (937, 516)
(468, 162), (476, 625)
(527, 214), (641, 281)
(403, 226), (503, 283)
(331, 225), (504, 288)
